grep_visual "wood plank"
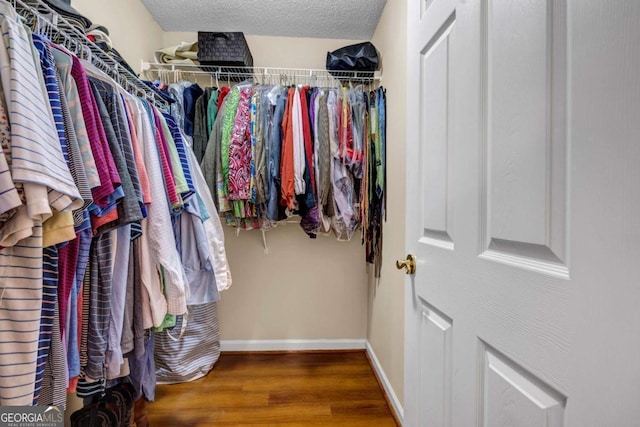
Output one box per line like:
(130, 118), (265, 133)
(146, 350), (399, 426)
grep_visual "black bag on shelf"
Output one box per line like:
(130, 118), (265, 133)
(197, 32), (253, 68)
(326, 42), (379, 79)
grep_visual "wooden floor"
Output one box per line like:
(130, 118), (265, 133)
(146, 351), (398, 426)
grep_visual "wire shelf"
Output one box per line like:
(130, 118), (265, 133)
(140, 61), (383, 87)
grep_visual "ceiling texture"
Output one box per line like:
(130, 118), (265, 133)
(140, 0), (387, 40)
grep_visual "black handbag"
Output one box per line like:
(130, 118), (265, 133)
(197, 32), (253, 68)
(326, 42), (379, 79)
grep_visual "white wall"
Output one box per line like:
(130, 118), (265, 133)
(221, 226), (368, 340)
(368, 0), (407, 408)
(163, 31), (371, 342)
(72, 0), (163, 69)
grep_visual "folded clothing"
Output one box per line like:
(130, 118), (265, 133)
(155, 41), (199, 65)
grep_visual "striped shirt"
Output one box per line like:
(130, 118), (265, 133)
(50, 47), (100, 191)
(0, 100), (20, 218)
(0, 92), (22, 234)
(120, 232), (136, 355)
(84, 231), (113, 381)
(33, 245), (57, 405)
(58, 87), (93, 229)
(0, 2), (78, 406)
(79, 255), (89, 372)
(0, 223), (43, 406)
(36, 294), (67, 408)
(32, 36), (69, 167)
(163, 113), (195, 201)
(49, 53), (92, 229)
(67, 228), (91, 381)
(138, 99), (187, 316)
(84, 68), (144, 218)
(32, 35), (85, 246)
(121, 95), (148, 218)
(106, 224), (131, 378)
(148, 105), (180, 209)
(70, 56), (119, 207)
(0, 99), (32, 250)
(0, 11), (80, 216)
(122, 96), (151, 206)
(128, 99), (167, 327)
(127, 239), (145, 356)
(89, 79), (142, 235)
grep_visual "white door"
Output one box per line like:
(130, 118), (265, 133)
(404, 0), (640, 426)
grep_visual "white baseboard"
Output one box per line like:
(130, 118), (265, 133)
(366, 341), (404, 425)
(219, 338), (367, 352)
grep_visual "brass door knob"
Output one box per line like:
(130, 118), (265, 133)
(396, 254), (416, 275)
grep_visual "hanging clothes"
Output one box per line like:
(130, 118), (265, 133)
(192, 86), (214, 163)
(0, 3), (81, 406)
(0, 1), (231, 409)
(266, 87), (287, 222)
(178, 78), (386, 246)
(280, 87), (296, 211)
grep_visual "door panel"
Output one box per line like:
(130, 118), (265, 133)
(479, 344), (566, 427)
(482, 0), (568, 273)
(405, 0), (458, 424)
(405, 0), (640, 426)
(418, 302), (452, 427)
(420, 13), (455, 248)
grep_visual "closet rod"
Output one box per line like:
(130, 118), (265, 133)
(10, 0), (169, 109)
(140, 61), (383, 86)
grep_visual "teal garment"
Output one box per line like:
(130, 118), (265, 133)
(158, 115), (189, 197)
(200, 102), (227, 213)
(377, 87), (386, 202)
(207, 88), (219, 136)
(152, 314), (177, 332)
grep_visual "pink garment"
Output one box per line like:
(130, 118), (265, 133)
(228, 87), (253, 201)
(123, 100), (152, 205)
(57, 235), (79, 337)
(151, 106), (180, 208)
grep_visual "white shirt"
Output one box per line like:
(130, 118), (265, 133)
(137, 99), (189, 317)
(186, 140), (232, 292)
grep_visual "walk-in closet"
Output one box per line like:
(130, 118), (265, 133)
(1, 0), (639, 426)
(0, 0), (403, 424)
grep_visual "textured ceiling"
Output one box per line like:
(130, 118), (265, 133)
(141, 0), (387, 40)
